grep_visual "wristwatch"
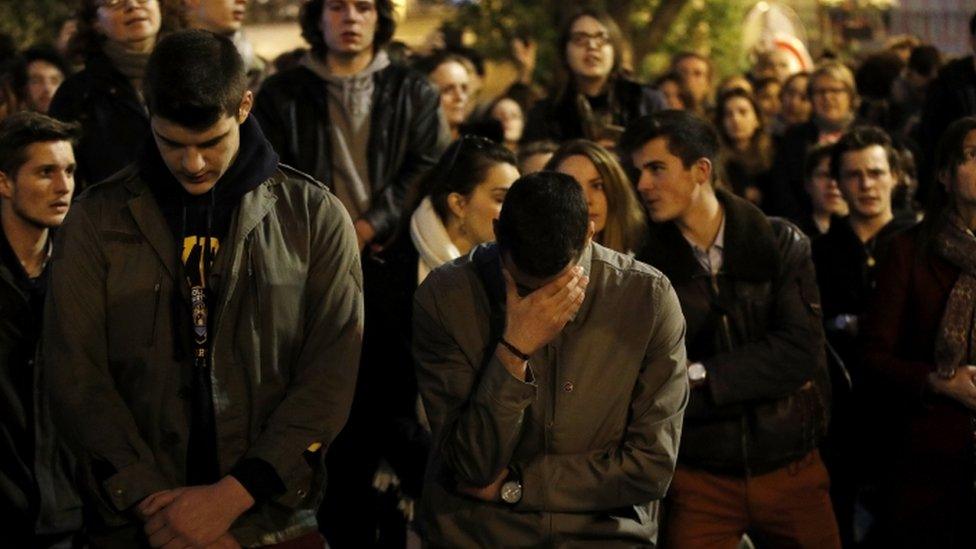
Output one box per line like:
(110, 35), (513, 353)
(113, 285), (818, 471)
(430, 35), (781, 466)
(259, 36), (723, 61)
(500, 477), (523, 505)
(688, 362), (707, 384)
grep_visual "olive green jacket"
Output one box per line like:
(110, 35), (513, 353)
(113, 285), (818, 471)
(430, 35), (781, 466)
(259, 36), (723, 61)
(414, 242), (688, 547)
(43, 164), (363, 547)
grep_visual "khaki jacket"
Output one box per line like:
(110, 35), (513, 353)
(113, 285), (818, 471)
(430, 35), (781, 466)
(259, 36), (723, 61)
(413, 243), (688, 547)
(43, 165), (363, 546)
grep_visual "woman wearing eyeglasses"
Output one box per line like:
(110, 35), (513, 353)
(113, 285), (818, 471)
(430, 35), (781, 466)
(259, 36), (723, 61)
(322, 136), (518, 546)
(521, 9), (666, 148)
(767, 60), (861, 222)
(49, 0), (163, 191)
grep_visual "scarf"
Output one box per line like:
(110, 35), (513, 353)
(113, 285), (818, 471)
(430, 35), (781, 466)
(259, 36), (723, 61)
(409, 197), (461, 285)
(933, 213), (976, 378)
(102, 40), (151, 99)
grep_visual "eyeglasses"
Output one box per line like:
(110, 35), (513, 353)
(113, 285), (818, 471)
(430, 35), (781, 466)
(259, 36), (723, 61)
(441, 134), (496, 184)
(811, 86), (848, 98)
(569, 31), (611, 48)
(98, 0), (152, 11)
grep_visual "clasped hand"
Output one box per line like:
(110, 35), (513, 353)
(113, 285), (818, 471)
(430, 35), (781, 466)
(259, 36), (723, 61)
(138, 476), (254, 548)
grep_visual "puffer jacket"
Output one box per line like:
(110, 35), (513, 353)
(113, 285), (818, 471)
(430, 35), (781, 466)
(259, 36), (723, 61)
(253, 61), (446, 243)
(43, 164), (363, 546)
(638, 189), (829, 475)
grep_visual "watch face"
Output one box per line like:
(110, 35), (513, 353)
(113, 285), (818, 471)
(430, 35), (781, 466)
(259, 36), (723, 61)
(501, 481), (522, 504)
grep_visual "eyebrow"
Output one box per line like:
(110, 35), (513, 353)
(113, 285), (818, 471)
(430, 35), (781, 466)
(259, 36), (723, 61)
(153, 128), (230, 149)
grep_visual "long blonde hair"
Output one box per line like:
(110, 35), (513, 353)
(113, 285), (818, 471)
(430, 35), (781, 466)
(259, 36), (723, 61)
(547, 139), (648, 253)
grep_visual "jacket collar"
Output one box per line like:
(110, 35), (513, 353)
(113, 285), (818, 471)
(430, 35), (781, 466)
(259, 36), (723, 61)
(641, 188), (780, 283)
(122, 166), (280, 281)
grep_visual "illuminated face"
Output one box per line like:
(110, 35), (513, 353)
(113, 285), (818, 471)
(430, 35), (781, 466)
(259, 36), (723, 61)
(449, 162), (518, 246)
(0, 141), (75, 229)
(658, 80), (685, 110)
(780, 74), (811, 125)
(721, 96), (760, 147)
(150, 95), (251, 196)
(946, 130), (976, 207)
(430, 60), (470, 129)
(555, 154), (608, 235)
(811, 74), (853, 127)
(632, 137), (706, 223)
(837, 144), (896, 222)
(94, 0), (161, 48)
(24, 60), (65, 114)
(805, 156), (848, 217)
(565, 15), (614, 83)
(320, 0), (378, 58)
(675, 56), (710, 105)
(184, 0), (247, 35)
(491, 98), (524, 144)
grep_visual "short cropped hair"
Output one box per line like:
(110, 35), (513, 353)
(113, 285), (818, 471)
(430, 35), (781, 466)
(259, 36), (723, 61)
(300, 0), (397, 57)
(495, 172), (589, 279)
(829, 126), (900, 181)
(144, 30), (247, 130)
(0, 111), (79, 177)
(620, 110), (720, 173)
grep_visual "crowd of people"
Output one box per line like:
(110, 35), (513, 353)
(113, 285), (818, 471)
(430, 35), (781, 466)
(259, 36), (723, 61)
(3, 0), (976, 547)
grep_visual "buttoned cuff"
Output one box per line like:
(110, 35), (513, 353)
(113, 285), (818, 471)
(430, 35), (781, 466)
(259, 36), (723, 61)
(102, 461), (171, 512)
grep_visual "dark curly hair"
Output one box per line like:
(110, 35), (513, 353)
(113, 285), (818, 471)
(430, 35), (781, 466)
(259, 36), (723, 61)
(299, 0), (397, 57)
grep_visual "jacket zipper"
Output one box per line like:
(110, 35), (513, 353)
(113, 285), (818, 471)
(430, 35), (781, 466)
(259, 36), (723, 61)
(148, 277), (162, 346)
(712, 273), (750, 476)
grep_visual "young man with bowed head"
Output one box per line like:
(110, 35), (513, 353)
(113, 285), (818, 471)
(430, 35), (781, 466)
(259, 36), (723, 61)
(43, 30), (363, 548)
(621, 110), (839, 548)
(255, 0), (446, 251)
(413, 171), (688, 546)
(0, 111), (81, 548)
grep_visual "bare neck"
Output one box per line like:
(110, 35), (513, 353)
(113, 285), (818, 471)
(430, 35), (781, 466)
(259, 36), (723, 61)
(954, 200), (976, 232)
(324, 49), (375, 77)
(677, 188), (723, 250)
(848, 212), (892, 243)
(1, 206), (49, 278)
(575, 74), (609, 98)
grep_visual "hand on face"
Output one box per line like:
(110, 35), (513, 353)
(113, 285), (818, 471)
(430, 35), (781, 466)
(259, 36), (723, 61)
(501, 264), (588, 357)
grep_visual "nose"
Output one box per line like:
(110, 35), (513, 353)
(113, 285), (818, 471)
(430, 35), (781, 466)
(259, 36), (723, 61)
(637, 170), (653, 194)
(182, 149), (205, 174)
(53, 170), (73, 195)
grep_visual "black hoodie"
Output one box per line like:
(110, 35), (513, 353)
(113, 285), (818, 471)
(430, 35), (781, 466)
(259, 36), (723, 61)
(141, 116), (284, 498)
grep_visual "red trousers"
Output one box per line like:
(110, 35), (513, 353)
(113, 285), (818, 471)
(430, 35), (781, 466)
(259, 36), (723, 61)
(665, 450), (841, 549)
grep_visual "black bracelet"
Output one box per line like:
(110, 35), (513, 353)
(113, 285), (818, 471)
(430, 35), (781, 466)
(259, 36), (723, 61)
(499, 337), (531, 361)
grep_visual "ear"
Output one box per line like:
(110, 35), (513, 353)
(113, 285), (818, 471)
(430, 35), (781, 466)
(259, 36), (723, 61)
(694, 157), (713, 186)
(0, 171), (14, 201)
(236, 90), (254, 123)
(447, 192), (466, 219)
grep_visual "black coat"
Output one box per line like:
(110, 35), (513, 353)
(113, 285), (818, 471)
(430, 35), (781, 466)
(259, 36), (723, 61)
(637, 189), (829, 475)
(521, 77), (666, 144)
(48, 53), (149, 191)
(765, 121), (819, 222)
(253, 63), (445, 243)
(0, 233), (81, 545)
